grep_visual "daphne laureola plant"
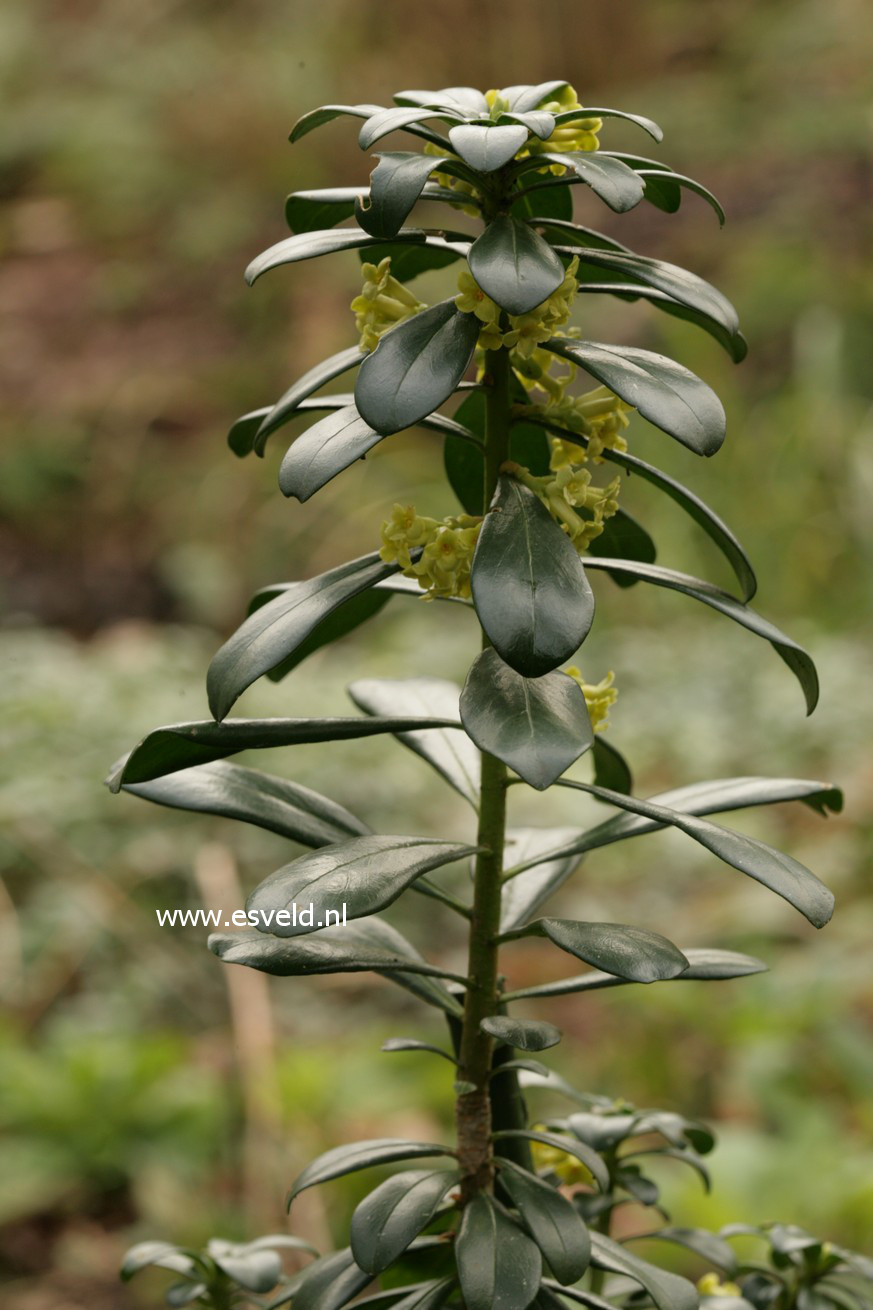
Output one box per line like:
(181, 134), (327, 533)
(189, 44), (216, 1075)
(113, 81), (873, 1310)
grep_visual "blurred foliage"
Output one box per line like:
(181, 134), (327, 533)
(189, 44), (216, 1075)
(1, 0), (872, 1305)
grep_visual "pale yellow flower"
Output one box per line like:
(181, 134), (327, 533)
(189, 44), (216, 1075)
(564, 666), (618, 733)
(351, 258), (426, 352)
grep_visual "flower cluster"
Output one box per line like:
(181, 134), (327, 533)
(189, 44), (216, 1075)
(351, 257), (427, 352)
(510, 460), (621, 552)
(456, 258), (579, 357)
(526, 83), (602, 159)
(546, 385), (634, 464)
(564, 666), (618, 733)
(379, 504), (482, 600)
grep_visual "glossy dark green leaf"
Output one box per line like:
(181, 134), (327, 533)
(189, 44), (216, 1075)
(559, 779), (834, 927)
(634, 1227), (738, 1275)
(505, 948), (768, 1001)
(283, 1247), (372, 1310)
(498, 1158), (591, 1284)
(356, 153), (442, 239)
(289, 103), (384, 143)
(471, 477), (594, 677)
(591, 737), (633, 794)
(395, 86), (489, 114)
(207, 552), (397, 720)
(586, 509), (656, 584)
(228, 407), (270, 458)
(448, 124), (530, 171)
(589, 1232), (698, 1310)
(446, 389), (549, 515)
(348, 677), (479, 806)
(500, 826), (587, 932)
(554, 106), (664, 142)
(469, 216), (565, 316)
(639, 168), (726, 224)
(288, 1138), (455, 1207)
(251, 347), (363, 455)
(351, 1170), (458, 1274)
(247, 834), (476, 935)
(209, 918), (464, 1015)
(123, 761), (369, 846)
(245, 227), (426, 285)
(523, 152), (645, 213)
(359, 106), (460, 150)
(492, 1130), (608, 1190)
(107, 714), (458, 792)
(260, 588), (392, 683)
(383, 1280), (456, 1310)
(481, 1016), (563, 1052)
(355, 300), (479, 436)
(578, 281), (748, 363)
(460, 649), (594, 790)
(504, 82), (570, 113)
(526, 218), (631, 254)
(554, 246), (739, 339)
(498, 110), (556, 140)
(456, 1195), (542, 1310)
(544, 338), (726, 456)
(285, 188), (363, 233)
(511, 182), (574, 223)
(382, 1038), (457, 1063)
(357, 239), (464, 280)
(504, 918), (689, 983)
(582, 558), (817, 712)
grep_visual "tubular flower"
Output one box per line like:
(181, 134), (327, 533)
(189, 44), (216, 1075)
(545, 386), (634, 464)
(351, 258), (427, 352)
(564, 666), (618, 732)
(529, 1129), (594, 1186)
(529, 84), (602, 169)
(511, 461), (621, 552)
(698, 1275), (743, 1299)
(379, 504), (482, 599)
(457, 259), (579, 359)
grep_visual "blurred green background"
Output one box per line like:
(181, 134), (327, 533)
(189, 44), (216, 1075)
(2, 1), (872, 1305)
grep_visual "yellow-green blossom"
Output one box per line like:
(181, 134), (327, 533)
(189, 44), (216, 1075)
(564, 666), (618, 733)
(698, 1275), (743, 1299)
(546, 386), (633, 463)
(527, 84), (602, 169)
(457, 259), (579, 359)
(351, 258), (426, 353)
(529, 1128), (594, 1186)
(509, 459), (622, 552)
(379, 504), (482, 599)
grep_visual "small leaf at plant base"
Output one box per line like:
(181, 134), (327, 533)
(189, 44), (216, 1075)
(287, 1139), (455, 1208)
(460, 649), (594, 790)
(481, 1015), (563, 1051)
(505, 918), (690, 984)
(246, 834), (478, 936)
(355, 300), (479, 436)
(448, 123), (530, 172)
(455, 1194), (542, 1310)
(545, 338), (726, 456)
(349, 677), (480, 806)
(350, 1170), (458, 1274)
(356, 153), (442, 239)
(589, 1232), (698, 1310)
(468, 216), (565, 316)
(471, 476), (595, 678)
(207, 552), (399, 720)
(123, 760), (370, 847)
(497, 1157), (591, 1285)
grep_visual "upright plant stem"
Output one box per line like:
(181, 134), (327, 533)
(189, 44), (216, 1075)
(455, 343), (511, 1200)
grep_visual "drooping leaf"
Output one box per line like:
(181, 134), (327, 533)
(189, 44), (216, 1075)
(632, 1227), (738, 1275)
(526, 218), (631, 254)
(577, 281), (749, 362)
(503, 918), (689, 983)
(209, 918), (464, 1015)
(492, 1129), (608, 1191)
(638, 168), (726, 224)
(123, 760), (369, 846)
(351, 1170), (458, 1274)
(581, 558), (817, 711)
(395, 85), (490, 114)
(282, 1247), (372, 1310)
(520, 152), (645, 213)
(357, 239), (465, 281)
(107, 714), (459, 792)
(551, 245), (739, 339)
(445, 387), (549, 515)
(559, 779), (834, 927)
(586, 508), (656, 584)
(460, 649), (593, 790)
(505, 947), (768, 1001)
(207, 552), (398, 720)
(500, 826), (587, 932)
(356, 153), (443, 238)
(285, 187), (363, 233)
(382, 1038), (457, 1063)
(245, 226), (427, 285)
(355, 300), (479, 435)
(498, 110), (557, 140)
(544, 338), (726, 456)
(254, 587), (393, 683)
(448, 124), (530, 172)
(382, 1280), (457, 1310)
(455, 1195), (542, 1310)
(246, 835), (477, 935)
(469, 216), (565, 316)
(503, 82), (570, 113)
(498, 1158), (591, 1285)
(589, 1232), (698, 1310)
(359, 105), (461, 150)
(250, 347), (364, 455)
(287, 1138), (456, 1207)
(591, 737), (633, 794)
(348, 677), (480, 806)
(481, 1016), (563, 1052)
(289, 103), (384, 143)
(471, 476), (595, 677)
(554, 106), (664, 142)
(228, 407), (270, 458)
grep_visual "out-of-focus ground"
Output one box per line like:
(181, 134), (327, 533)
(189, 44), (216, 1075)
(2, 1), (872, 1305)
